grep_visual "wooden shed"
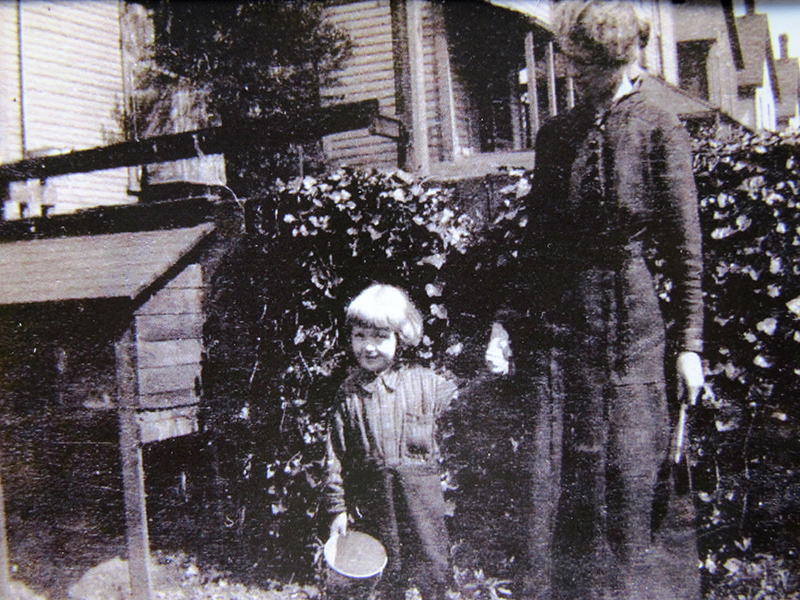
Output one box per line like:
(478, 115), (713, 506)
(0, 211), (217, 599)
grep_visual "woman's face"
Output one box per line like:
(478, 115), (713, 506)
(351, 325), (397, 374)
(567, 56), (626, 107)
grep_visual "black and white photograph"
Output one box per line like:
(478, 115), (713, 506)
(1, 1), (799, 599)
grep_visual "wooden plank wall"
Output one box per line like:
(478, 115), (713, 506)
(134, 263), (204, 443)
(4, 1), (130, 217)
(322, 0), (399, 169)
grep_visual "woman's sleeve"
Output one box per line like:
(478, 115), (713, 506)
(325, 408), (347, 515)
(492, 120), (560, 331)
(652, 112), (704, 354)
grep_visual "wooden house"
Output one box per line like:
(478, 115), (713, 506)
(673, 0), (745, 119)
(320, 0), (683, 180)
(735, 8), (780, 131)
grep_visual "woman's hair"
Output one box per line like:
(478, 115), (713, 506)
(345, 284), (424, 347)
(553, 0), (650, 67)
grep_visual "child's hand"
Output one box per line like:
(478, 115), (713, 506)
(330, 511), (349, 538)
(485, 322), (511, 375)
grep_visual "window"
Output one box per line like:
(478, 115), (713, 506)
(678, 40), (713, 101)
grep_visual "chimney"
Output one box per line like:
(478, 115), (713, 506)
(780, 34), (790, 60)
(745, 0), (756, 15)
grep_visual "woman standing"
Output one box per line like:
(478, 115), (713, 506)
(486, 2), (705, 599)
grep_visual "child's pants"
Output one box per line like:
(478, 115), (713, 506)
(348, 464), (451, 600)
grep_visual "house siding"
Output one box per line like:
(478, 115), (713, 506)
(0, 2), (24, 165)
(322, 0), (398, 169)
(2, 1), (131, 218)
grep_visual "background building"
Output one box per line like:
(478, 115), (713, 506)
(1, 0), (799, 220)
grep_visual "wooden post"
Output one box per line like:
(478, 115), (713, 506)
(434, 30), (457, 161)
(407, 0), (430, 175)
(115, 324), (152, 600)
(525, 31), (540, 143)
(567, 76), (576, 109)
(0, 470), (12, 599)
(546, 40), (558, 117)
(509, 70), (523, 151)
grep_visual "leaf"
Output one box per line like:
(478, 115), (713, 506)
(753, 355), (772, 368)
(418, 254), (446, 269)
(446, 342), (463, 356)
(786, 297), (800, 316)
(724, 558), (743, 575)
(712, 226), (735, 239)
(734, 538), (752, 552)
(430, 304), (448, 319)
(756, 318), (777, 335)
(425, 283), (443, 297)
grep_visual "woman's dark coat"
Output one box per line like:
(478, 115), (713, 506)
(502, 76), (703, 600)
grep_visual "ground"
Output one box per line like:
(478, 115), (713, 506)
(19, 555), (320, 600)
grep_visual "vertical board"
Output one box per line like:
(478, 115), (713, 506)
(420, 1), (444, 165)
(115, 323), (153, 600)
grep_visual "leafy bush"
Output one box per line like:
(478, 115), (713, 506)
(690, 128), (800, 581)
(705, 551), (800, 600)
(202, 168), (479, 583)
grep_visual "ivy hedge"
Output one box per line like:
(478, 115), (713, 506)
(194, 128), (800, 597)
(691, 127), (800, 596)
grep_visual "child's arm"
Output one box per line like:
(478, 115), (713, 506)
(330, 511), (348, 538)
(428, 367), (459, 417)
(325, 411), (349, 537)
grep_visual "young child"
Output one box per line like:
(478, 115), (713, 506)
(325, 283), (458, 600)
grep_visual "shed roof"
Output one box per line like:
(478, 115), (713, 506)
(0, 223), (214, 306)
(645, 76), (719, 121)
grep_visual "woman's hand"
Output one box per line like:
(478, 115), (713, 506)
(485, 322), (511, 375)
(677, 351), (704, 405)
(330, 511), (348, 538)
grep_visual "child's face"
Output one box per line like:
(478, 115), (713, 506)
(350, 325), (397, 374)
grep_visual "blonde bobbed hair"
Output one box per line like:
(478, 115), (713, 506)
(346, 284), (424, 347)
(554, 0), (650, 67)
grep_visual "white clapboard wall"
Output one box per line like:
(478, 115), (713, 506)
(322, 0), (399, 169)
(0, 1), (131, 217)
